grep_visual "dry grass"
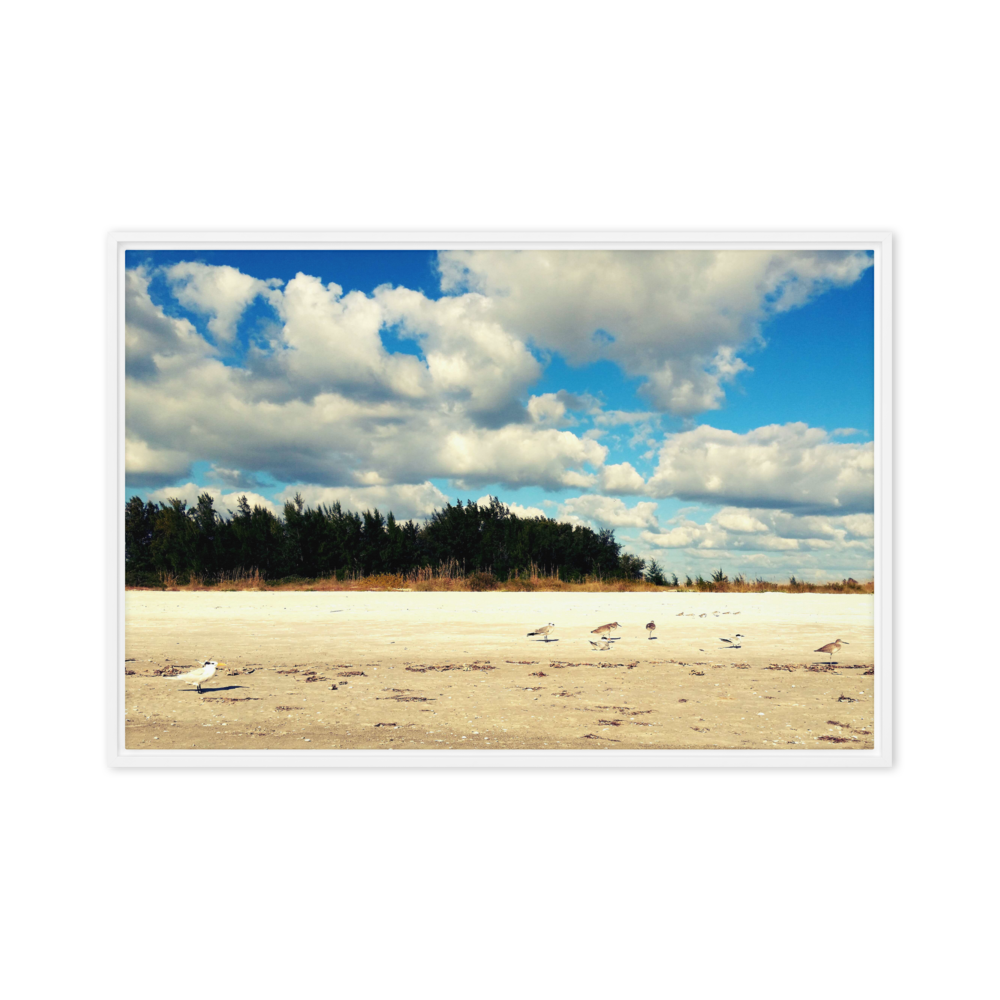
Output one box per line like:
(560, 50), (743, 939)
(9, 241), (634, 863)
(130, 564), (873, 594)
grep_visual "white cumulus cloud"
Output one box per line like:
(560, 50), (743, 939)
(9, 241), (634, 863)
(646, 422), (874, 514)
(165, 262), (280, 343)
(438, 248), (871, 415)
(475, 495), (547, 519)
(276, 482), (450, 521)
(558, 495), (661, 529)
(145, 483), (282, 516)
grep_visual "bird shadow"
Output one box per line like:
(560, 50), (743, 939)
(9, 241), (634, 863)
(192, 684), (245, 694)
(531, 638), (559, 642)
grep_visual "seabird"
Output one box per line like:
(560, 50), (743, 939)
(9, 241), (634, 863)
(591, 622), (621, 639)
(527, 623), (556, 641)
(815, 639), (848, 661)
(168, 660), (223, 693)
(646, 620), (656, 639)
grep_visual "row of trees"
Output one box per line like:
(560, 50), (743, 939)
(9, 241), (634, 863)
(125, 493), (650, 585)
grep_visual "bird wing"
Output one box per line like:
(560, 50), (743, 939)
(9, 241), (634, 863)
(170, 666), (205, 681)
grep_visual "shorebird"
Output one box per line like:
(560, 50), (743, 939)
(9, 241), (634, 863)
(719, 635), (744, 644)
(646, 620), (656, 639)
(168, 660), (223, 693)
(527, 623), (556, 641)
(815, 639), (848, 661)
(590, 639), (612, 651)
(591, 621), (621, 640)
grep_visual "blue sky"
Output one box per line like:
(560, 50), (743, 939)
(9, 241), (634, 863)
(125, 248), (875, 580)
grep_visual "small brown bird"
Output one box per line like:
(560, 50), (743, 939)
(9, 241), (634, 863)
(815, 638), (848, 661)
(527, 623), (556, 641)
(646, 620), (656, 639)
(591, 621), (621, 639)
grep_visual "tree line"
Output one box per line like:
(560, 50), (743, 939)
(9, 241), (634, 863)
(124, 493), (649, 586)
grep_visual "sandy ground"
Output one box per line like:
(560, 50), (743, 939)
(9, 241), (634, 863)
(123, 591), (875, 751)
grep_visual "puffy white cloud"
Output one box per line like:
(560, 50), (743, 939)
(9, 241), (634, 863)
(276, 273), (429, 401)
(638, 506), (875, 580)
(599, 462), (647, 494)
(439, 249), (871, 415)
(475, 495), (547, 519)
(165, 262), (280, 343)
(435, 425), (605, 490)
(640, 345), (750, 414)
(375, 284), (542, 424)
(527, 392), (574, 426)
(207, 465), (264, 490)
(276, 482), (450, 521)
(558, 495), (661, 529)
(124, 266), (213, 380)
(839, 513), (875, 538)
(145, 483), (281, 516)
(646, 422), (874, 514)
(124, 436), (191, 485)
(714, 510), (770, 534)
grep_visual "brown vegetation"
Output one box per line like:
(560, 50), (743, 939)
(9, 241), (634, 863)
(130, 563), (873, 595)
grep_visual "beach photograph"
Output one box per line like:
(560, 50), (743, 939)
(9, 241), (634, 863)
(122, 245), (879, 753)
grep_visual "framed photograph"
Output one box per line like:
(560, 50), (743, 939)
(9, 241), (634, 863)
(108, 231), (891, 767)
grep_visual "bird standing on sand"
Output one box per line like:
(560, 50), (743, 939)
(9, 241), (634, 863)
(527, 623), (556, 641)
(591, 622), (621, 640)
(168, 660), (223, 693)
(815, 639), (848, 661)
(646, 620), (656, 639)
